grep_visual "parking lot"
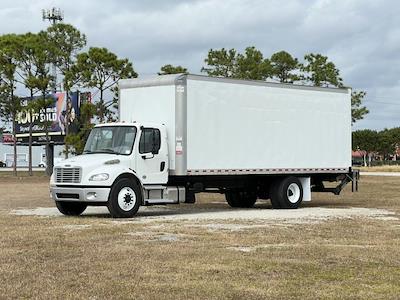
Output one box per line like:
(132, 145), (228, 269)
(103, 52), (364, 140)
(0, 174), (399, 299)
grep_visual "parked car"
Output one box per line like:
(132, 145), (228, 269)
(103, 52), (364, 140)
(0, 161), (6, 167)
(39, 157), (64, 168)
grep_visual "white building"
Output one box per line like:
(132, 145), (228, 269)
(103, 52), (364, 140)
(0, 143), (65, 167)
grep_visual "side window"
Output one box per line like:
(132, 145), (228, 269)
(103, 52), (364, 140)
(153, 129), (160, 154)
(139, 128), (161, 154)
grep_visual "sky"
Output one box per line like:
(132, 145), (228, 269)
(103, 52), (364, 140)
(0, 0), (399, 130)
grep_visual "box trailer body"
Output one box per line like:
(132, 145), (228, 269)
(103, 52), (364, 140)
(50, 74), (358, 218)
(119, 74), (351, 176)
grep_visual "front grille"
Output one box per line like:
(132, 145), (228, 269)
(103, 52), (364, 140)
(55, 167), (81, 183)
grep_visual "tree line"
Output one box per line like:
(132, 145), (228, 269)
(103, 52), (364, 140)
(352, 128), (400, 165)
(0, 24), (136, 175)
(0, 22), (370, 176)
(161, 47), (368, 124)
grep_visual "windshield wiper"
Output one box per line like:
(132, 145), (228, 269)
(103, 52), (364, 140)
(83, 150), (94, 154)
(93, 148), (119, 155)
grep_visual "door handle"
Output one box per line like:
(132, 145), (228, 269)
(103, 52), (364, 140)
(142, 153), (154, 160)
(160, 161), (165, 171)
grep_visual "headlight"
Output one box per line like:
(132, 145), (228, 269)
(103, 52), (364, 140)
(89, 173), (109, 181)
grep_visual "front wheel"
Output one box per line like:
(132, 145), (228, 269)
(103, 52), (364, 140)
(107, 178), (142, 218)
(55, 201), (87, 216)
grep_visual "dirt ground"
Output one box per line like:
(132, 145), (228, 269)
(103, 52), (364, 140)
(0, 175), (399, 299)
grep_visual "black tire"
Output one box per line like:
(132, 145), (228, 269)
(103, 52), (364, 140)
(271, 176), (303, 209)
(55, 201), (87, 216)
(269, 181), (281, 209)
(107, 178), (142, 218)
(226, 190), (257, 208)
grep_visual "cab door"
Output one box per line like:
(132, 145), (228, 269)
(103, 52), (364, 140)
(135, 126), (169, 184)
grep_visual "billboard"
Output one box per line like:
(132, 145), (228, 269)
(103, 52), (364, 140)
(15, 92), (81, 145)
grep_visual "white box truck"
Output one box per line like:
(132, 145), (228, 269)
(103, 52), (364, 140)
(50, 74), (359, 218)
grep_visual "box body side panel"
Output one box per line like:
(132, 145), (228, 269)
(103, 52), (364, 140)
(186, 79), (351, 171)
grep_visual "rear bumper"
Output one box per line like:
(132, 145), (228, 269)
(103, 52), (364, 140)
(50, 185), (110, 202)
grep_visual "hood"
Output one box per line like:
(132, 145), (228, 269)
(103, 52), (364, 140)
(55, 154), (122, 168)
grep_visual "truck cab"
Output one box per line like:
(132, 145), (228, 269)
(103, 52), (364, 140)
(50, 122), (182, 218)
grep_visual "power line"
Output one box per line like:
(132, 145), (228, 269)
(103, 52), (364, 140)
(365, 100), (400, 106)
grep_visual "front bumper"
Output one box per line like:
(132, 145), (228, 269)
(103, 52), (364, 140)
(50, 185), (111, 202)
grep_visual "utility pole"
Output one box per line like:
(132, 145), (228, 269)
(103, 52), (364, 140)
(42, 7), (63, 94)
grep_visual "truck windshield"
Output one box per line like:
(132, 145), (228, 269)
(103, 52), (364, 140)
(83, 126), (137, 155)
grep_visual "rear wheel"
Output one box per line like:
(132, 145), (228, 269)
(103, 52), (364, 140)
(226, 190), (257, 208)
(270, 176), (303, 209)
(269, 181), (281, 209)
(55, 201), (87, 216)
(107, 178), (142, 218)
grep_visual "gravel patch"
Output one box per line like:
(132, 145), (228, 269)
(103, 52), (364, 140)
(11, 206), (109, 217)
(10, 206), (397, 224)
(189, 223), (272, 232)
(125, 231), (188, 242)
(227, 243), (378, 253)
(61, 224), (92, 230)
(227, 246), (256, 253)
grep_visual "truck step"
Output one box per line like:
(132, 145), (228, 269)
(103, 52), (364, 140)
(145, 198), (179, 205)
(143, 185), (167, 190)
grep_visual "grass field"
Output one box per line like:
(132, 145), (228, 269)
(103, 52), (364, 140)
(358, 165), (400, 172)
(0, 175), (399, 299)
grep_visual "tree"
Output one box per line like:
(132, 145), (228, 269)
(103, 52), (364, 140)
(270, 51), (300, 83)
(235, 47), (272, 80)
(0, 34), (22, 175)
(15, 32), (43, 175)
(376, 128), (400, 160)
(158, 64), (187, 75)
(0, 85), (20, 172)
(351, 90), (369, 124)
(202, 47), (271, 80)
(352, 129), (379, 166)
(26, 31), (57, 176)
(301, 53), (368, 123)
(46, 23), (87, 86)
(201, 48), (238, 78)
(21, 99), (41, 176)
(302, 53), (343, 87)
(64, 102), (96, 155)
(74, 47), (137, 122)
(46, 23), (87, 158)
(377, 129), (394, 160)
(353, 128), (400, 164)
